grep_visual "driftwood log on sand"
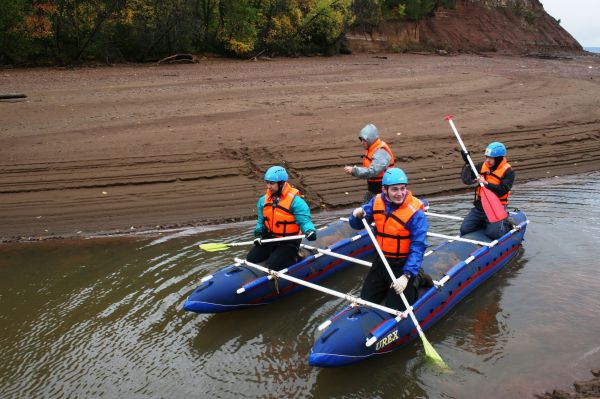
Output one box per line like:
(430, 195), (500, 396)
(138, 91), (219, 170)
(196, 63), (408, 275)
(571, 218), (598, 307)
(0, 93), (27, 100)
(157, 54), (199, 65)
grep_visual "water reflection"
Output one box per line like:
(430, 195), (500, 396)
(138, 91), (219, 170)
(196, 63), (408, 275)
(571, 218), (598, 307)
(448, 252), (526, 360)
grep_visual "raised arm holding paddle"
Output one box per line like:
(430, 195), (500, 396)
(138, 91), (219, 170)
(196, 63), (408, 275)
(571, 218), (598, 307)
(445, 116), (514, 239)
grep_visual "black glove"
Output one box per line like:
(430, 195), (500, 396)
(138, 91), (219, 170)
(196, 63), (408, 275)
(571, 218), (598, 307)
(461, 164), (476, 185)
(460, 150), (470, 164)
(253, 237), (263, 246)
(305, 230), (317, 241)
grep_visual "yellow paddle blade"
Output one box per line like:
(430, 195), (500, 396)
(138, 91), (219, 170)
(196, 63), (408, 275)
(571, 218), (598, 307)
(420, 333), (448, 369)
(198, 243), (232, 252)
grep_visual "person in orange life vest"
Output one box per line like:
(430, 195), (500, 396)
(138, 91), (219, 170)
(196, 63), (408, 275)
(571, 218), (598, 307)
(460, 141), (515, 239)
(246, 166), (317, 271)
(348, 168), (428, 311)
(343, 123), (395, 203)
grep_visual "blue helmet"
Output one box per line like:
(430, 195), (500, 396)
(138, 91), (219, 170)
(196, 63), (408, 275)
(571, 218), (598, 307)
(264, 166), (288, 182)
(484, 142), (506, 157)
(382, 168), (408, 186)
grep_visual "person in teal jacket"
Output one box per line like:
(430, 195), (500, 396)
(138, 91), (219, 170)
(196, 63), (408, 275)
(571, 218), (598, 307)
(247, 166), (317, 271)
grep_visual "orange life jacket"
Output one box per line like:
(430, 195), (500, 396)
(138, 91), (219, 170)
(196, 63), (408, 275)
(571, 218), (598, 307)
(262, 182), (300, 237)
(362, 139), (395, 183)
(372, 191), (423, 259)
(477, 158), (512, 205)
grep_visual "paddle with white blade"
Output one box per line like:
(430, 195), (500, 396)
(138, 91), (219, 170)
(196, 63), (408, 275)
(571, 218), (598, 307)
(361, 218), (447, 368)
(445, 115), (508, 223)
(199, 234), (305, 252)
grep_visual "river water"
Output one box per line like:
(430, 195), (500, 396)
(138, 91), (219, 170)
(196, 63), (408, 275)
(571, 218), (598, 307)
(1, 173), (600, 399)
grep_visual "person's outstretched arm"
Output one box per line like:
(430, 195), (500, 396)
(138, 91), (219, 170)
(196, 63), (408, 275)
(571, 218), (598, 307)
(348, 197), (376, 229)
(351, 149), (392, 179)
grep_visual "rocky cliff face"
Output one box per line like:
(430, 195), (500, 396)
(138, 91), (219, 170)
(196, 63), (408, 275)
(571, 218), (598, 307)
(346, 0), (583, 55)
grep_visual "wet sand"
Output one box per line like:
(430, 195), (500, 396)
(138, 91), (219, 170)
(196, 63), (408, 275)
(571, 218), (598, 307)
(1, 53), (600, 242)
(536, 369), (600, 399)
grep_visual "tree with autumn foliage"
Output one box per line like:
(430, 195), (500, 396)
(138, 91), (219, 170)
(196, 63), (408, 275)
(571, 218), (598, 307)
(0, 0), (451, 65)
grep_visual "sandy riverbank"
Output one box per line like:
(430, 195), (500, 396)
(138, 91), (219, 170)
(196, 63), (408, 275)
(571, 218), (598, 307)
(1, 53), (600, 242)
(536, 369), (600, 398)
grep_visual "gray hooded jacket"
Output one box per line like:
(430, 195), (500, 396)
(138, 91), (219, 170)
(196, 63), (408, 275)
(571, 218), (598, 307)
(352, 124), (393, 179)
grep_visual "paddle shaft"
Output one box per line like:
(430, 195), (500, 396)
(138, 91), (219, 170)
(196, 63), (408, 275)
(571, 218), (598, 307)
(425, 211), (463, 221)
(343, 218), (489, 246)
(300, 244), (372, 267)
(232, 234), (305, 247)
(427, 231), (492, 247)
(238, 244), (372, 294)
(446, 115), (507, 223)
(446, 117), (482, 185)
(361, 218), (427, 338)
(342, 211), (464, 222)
(235, 258), (405, 318)
(302, 228), (469, 271)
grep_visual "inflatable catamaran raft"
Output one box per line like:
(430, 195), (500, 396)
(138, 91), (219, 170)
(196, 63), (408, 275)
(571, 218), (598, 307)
(184, 208), (528, 367)
(183, 218), (373, 313)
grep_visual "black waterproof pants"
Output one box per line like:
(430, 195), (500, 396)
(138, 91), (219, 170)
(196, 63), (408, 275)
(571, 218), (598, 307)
(360, 256), (418, 311)
(460, 207), (509, 239)
(246, 241), (300, 271)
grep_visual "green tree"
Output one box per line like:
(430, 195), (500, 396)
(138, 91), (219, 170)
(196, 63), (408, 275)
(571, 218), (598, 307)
(1, 0), (457, 65)
(301, 0), (353, 53)
(218, 0), (259, 56)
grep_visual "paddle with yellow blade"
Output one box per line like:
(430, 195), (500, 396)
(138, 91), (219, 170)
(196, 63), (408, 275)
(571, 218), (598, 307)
(445, 115), (508, 223)
(361, 218), (448, 368)
(199, 234), (305, 252)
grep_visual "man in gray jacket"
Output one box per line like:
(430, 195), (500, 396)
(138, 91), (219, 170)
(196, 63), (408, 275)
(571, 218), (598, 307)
(344, 123), (396, 203)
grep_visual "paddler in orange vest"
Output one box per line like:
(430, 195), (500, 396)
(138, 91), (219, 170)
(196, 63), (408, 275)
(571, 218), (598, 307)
(348, 168), (428, 311)
(343, 123), (395, 203)
(246, 166), (317, 271)
(460, 141), (515, 239)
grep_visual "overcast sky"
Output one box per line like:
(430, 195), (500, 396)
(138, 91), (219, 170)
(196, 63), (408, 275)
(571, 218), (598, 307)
(540, 0), (600, 47)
